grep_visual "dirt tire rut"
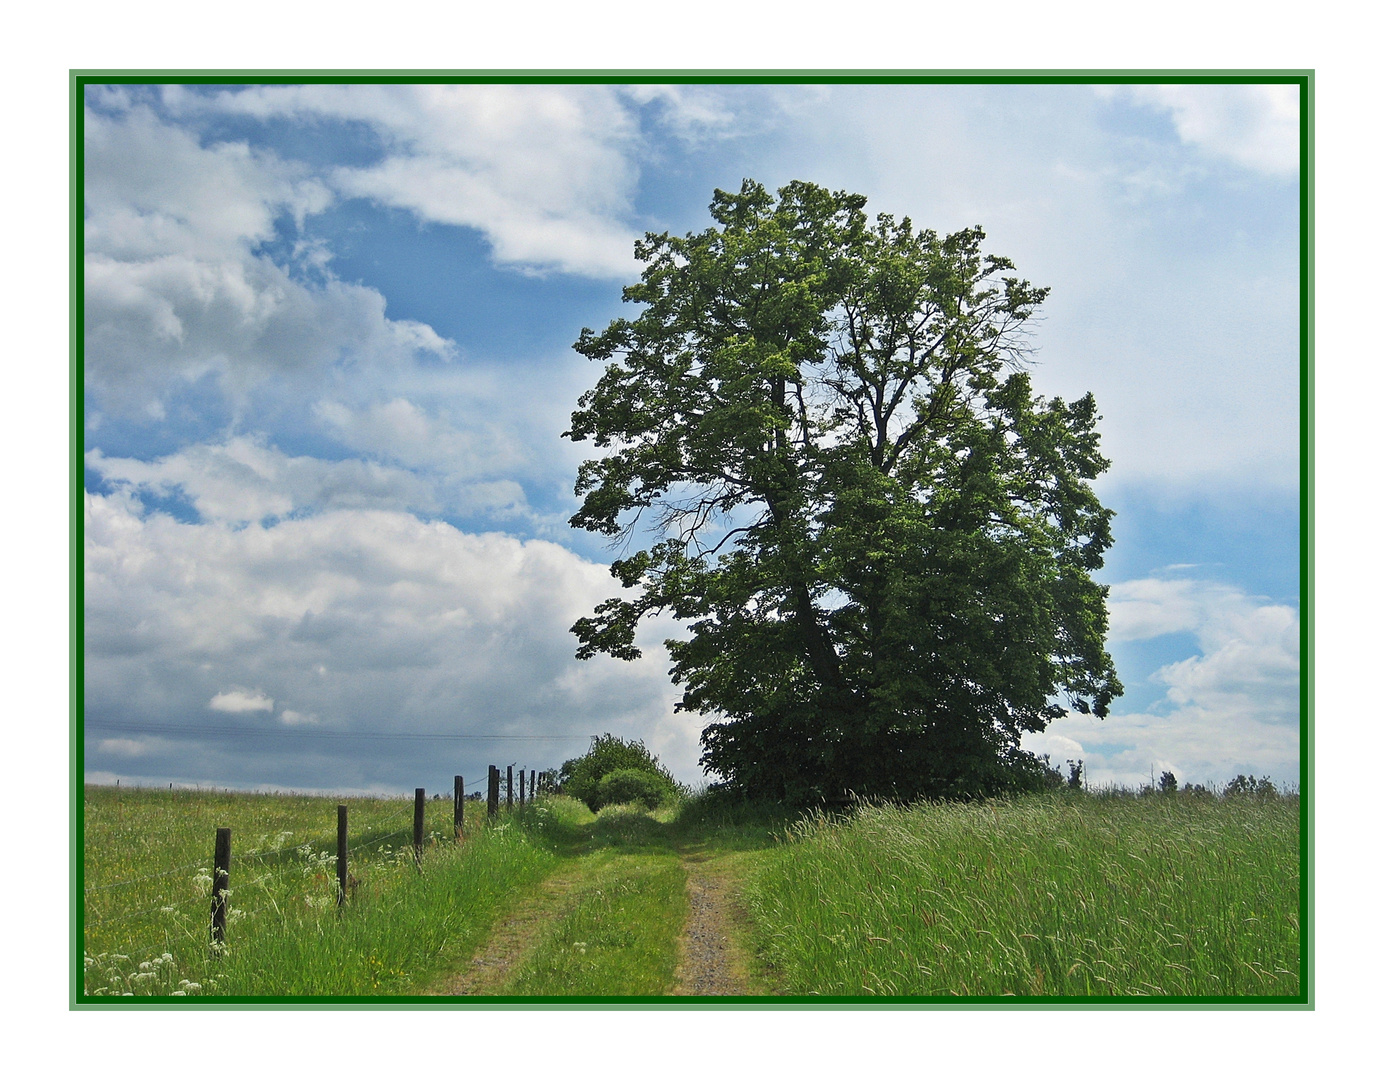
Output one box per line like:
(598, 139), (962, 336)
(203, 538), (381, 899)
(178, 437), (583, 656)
(430, 871), (582, 996)
(673, 858), (750, 996)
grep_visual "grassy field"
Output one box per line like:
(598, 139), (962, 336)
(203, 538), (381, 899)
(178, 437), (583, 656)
(80, 784), (1301, 1000)
(82, 785), (555, 996)
(742, 792), (1301, 997)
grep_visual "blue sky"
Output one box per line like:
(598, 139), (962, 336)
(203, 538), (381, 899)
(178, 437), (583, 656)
(82, 81), (1301, 794)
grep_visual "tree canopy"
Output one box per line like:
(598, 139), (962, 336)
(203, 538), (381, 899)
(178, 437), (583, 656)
(564, 179), (1122, 803)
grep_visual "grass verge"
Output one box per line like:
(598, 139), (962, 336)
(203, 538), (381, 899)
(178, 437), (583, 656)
(742, 792), (1300, 997)
(82, 786), (555, 997)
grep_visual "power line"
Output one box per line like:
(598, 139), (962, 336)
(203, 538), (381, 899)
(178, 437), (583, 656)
(86, 721), (588, 742)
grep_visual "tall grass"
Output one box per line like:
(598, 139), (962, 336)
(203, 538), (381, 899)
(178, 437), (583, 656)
(82, 785), (554, 996)
(207, 822), (556, 995)
(742, 792), (1300, 998)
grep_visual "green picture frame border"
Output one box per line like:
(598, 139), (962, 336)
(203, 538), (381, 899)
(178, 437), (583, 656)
(70, 68), (1313, 1010)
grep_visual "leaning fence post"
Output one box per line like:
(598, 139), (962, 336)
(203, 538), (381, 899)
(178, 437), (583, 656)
(487, 766), (499, 821)
(506, 766), (513, 812)
(413, 788), (426, 865)
(454, 775), (464, 839)
(337, 805), (348, 907)
(210, 827), (231, 953)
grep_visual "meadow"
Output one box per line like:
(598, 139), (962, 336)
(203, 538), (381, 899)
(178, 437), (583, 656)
(82, 785), (556, 996)
(742, 792), (1300, 997)
(80, 784), (1302, 1000)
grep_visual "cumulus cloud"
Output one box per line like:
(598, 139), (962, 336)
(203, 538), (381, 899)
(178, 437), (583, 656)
(163, 83), (766, 277)
(312, 397), (525, 480)
(768, 84), (1300, 491)
(170, 84), (651, 278)
(83, 492), (701, 789)
(1115, 85), (1300, 176)
(209, 689), (274, 713)
(1025, 577), (1300, 788)
(84, 104), (330, 262)
(1106, 577), (1242, 642)
(83, 102), (456, 414)
(86, 437), (437, 523)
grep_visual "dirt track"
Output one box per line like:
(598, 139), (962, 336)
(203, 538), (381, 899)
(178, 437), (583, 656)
(673, 857), (750, 996)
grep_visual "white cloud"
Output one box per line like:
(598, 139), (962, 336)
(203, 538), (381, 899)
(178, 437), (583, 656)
(83, 104), (456, 413)
(97, 738), (151, 757)
(84, 104), (330, 262)
(620, 84), (742, 144)
(279, 709), (318, 725)
(174, 84), (652, 278)
(1106, 577), (1240, 641)
(83, 492), (699, 786)
(209, 689), (275, 713)
(1025, 577), (1299, 788)
(312, 397), (519, 478)
(1117, 85), (1300, 176)
(766, 84), (1300, 491)
(86, 437), (437, 523)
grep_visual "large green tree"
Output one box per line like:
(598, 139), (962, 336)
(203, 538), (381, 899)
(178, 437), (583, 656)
(565, 180), (1121, 803)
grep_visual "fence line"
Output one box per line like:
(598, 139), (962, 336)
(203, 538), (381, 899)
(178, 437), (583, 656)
(85, 764), (555, 957)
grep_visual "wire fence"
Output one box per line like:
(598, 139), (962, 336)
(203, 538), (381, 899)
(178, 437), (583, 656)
(83, 767), (554, 969)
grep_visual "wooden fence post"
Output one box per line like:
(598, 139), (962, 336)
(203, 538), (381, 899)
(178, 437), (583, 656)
(487, 766), (499, 820)
(506, 766), (513, 812)
(518, 766), (525, 808)
(337, 805), (348, 907)
(454, 775), (464, 839)
(529, 770), (536, 802)
(210, 827), (231, 952)
(413, 788), (425, 865)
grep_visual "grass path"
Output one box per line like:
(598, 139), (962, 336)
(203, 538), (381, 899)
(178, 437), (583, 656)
(427, 800), (778, 998)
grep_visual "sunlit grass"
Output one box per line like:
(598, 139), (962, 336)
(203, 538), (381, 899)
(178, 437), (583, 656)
(742, 792), (1300, 998)
(83, 784), (1303, 1000)
(82, 785), (552, 997)
(501, 853), (687, 996)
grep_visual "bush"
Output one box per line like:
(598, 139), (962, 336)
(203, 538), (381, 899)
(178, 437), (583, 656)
(558, 734), (679, 812)
(592, 768), (674, 812)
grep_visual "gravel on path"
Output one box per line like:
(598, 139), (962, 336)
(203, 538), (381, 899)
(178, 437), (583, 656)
(673, 860), (750, 996)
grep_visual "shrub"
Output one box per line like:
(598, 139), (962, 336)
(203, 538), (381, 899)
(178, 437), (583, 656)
(558, 734), (679, 812)
(592, 768), (674, 812)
